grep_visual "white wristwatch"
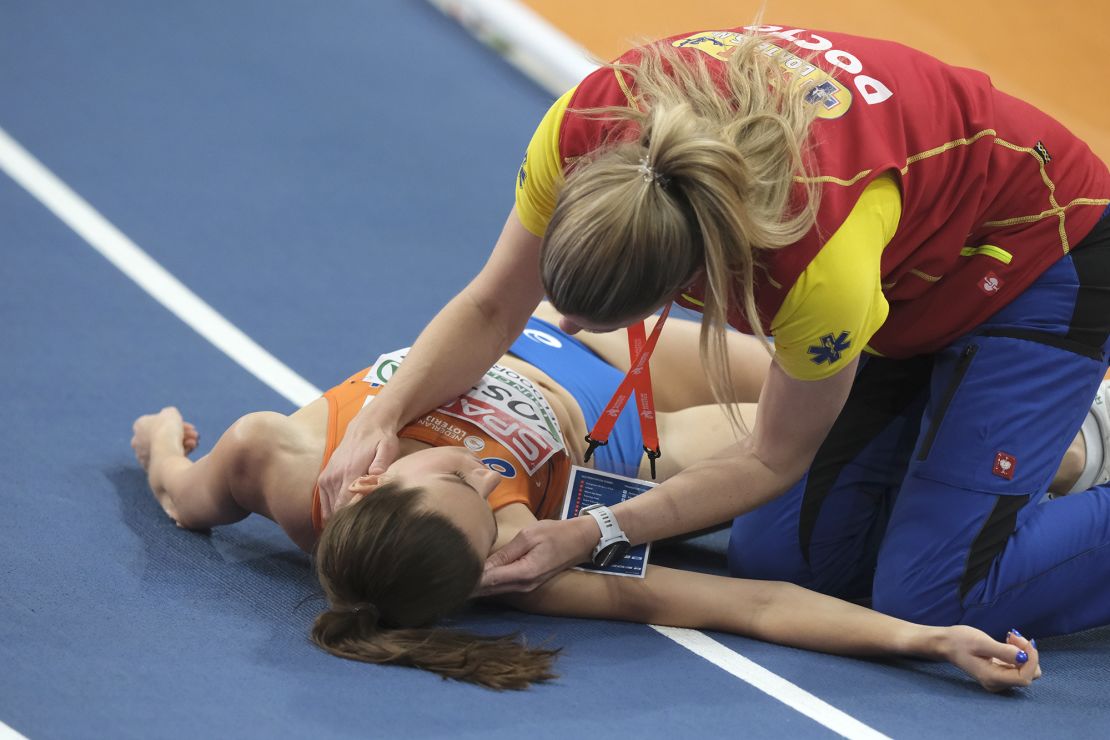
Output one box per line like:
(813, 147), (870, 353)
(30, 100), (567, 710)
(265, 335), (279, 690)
(579, 504), (632, 567)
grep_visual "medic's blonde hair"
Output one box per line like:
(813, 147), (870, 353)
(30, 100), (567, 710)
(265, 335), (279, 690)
(541, 32), (821, 424)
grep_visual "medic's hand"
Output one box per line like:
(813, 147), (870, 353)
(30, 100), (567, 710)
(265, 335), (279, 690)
(944, 626), (1041, 692)
(477, 517), (600, 596)
(316, 406), (400, 525)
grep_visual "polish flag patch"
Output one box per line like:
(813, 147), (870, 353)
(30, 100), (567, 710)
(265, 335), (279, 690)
(993, 451), (1016, 480)
(980, 272), (1003, 295)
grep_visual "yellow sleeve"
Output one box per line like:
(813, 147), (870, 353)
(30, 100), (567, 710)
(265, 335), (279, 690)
(514, 87), (576, 237)
(770, 174), (901, 380)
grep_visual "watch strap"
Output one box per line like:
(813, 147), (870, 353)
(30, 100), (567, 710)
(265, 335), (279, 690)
(579, 504), (630, 564)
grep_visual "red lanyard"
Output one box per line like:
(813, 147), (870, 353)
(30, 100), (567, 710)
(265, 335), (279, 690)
(583, 304), (670, 478)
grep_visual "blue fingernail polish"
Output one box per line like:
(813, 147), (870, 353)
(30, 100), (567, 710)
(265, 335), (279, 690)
(1031, 639), (1037, 649)
(1010, 628), (1023, 638)
(1015, 650), (1028, 665)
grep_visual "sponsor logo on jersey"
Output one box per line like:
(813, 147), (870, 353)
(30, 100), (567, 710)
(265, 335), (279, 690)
(523, 328), (562, 348)
(441, 394), (558, 474)
(672, 31), (853, 119)
(482, 457), (518, 479)
(367, 357), (400, 387)
(464, 435), (486, 452)
(413, 415), (467, 442)
(365, 350), (564, 475)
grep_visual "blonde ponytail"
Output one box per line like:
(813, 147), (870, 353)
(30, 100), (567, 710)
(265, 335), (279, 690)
(541, 32), (822, 427)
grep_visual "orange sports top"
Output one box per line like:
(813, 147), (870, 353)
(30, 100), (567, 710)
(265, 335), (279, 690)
(310, 352), (571, 534)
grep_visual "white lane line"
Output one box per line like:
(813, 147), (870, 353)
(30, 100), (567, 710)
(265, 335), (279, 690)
(653, 627), (890, 739)
(0, 126), (321, 408)
(0, 722), (30, 739)
(425, 0), (596, 95)
(0, 126), (887, 737)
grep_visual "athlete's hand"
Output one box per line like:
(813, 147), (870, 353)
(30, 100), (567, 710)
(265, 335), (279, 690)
(316, 406), (400, 525)
(943, 626), (1041, 692)
(131, 407), (198, 470)
(478, 517), (600, 596)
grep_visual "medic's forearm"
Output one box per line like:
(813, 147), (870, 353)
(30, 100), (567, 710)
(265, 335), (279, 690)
(610, 436), (806, 546)
(369, 291), (523, 426)
(609, 359), (856, 547)
(365, 211), (545, 429)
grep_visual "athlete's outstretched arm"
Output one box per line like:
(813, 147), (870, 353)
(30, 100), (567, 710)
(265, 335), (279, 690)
(505, 564), (1039, 693)
(317, 209), (546, 520)
(489, 504), (1039, 693)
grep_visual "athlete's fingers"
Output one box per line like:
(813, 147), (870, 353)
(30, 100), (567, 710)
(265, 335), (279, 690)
(975, 630), (1039, 690)
(974, 635), (1027, 667)
(1006, 630), (1039, 677)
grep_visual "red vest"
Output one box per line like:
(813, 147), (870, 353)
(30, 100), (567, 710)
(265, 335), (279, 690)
(559, 26), (1110, 356)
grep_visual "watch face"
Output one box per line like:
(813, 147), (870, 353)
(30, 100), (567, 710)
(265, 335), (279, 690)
(596, 540), (632, 567)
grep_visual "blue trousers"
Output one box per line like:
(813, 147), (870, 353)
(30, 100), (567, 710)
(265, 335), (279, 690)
(729, 214), (1110, 638)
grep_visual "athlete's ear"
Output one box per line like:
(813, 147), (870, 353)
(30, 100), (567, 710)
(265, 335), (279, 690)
(348, 473), (389, 494)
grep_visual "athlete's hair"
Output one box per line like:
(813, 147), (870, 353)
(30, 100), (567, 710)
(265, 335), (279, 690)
(311, 482), (559, 690)
(541, 31), (821, 426)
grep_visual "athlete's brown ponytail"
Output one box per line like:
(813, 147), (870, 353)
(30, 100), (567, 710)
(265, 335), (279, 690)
(311, 483), (559, 689)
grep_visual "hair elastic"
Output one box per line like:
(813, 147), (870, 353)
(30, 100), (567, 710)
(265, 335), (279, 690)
(637, 156), (670, 189)
(340, 601), (380, 621)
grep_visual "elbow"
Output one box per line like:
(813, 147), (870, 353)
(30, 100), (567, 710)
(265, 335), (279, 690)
(744, 437), (812, 489)
(743, 581), (801, 633)
(222, 412), (281, 491)
(465, 290), (533, 350)
(496, 575), (649, 624)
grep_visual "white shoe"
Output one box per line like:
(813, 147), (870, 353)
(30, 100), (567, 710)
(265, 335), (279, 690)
(1069, 377), (1110, 494)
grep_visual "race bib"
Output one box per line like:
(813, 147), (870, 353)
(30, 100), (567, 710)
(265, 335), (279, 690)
(363, 349), (565, 475)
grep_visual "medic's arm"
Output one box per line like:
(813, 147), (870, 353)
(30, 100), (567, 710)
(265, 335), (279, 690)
(316, 209), (546, 518)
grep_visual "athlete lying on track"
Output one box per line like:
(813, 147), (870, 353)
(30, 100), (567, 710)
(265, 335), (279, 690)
(130, 304), (1041, 691)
